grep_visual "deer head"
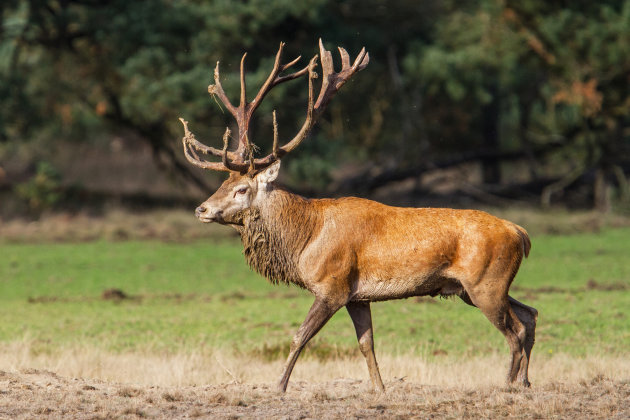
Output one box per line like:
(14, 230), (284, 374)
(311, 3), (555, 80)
(180, 39), (369, 225)
(194, 161), (281, 224)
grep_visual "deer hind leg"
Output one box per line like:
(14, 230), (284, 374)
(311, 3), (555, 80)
(466, 289), (527, 386)
(277, 298), (341, 393)
(509, 296), (538, 387)
(346, 301), (385, 392)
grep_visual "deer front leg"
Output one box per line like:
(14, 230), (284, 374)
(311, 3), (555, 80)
(277, 297), (340, 392)
(346, 301), (385, 392)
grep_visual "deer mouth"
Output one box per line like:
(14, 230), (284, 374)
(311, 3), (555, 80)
(198, 214), (234, 225)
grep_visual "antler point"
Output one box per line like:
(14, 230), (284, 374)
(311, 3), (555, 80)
(179, 117), (191, 136)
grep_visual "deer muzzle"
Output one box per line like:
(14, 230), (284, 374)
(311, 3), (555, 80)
(195, 205), (223, 223)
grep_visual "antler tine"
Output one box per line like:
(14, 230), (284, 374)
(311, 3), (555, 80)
(249, 42), (285, 109)
(232, 52), (250, 161)
(338, 46), (351, 69)
(270, 56), (318, 157)
(275, 65), (310, 84)
(208, 62), (237, 118)
(221, 127), (245, 172)
(208, 57), (257, 166)
(249, 42), (310, 112)
(179, 117), (241, 160)
(352, 47), (370, 72)
(272, 110), (279, 158)
(281, 55), (302, 71)
(239, 53), (247, 108)
(180, 118), (232, 172)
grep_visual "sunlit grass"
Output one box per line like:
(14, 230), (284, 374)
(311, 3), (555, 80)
(0, 228), (628, 360)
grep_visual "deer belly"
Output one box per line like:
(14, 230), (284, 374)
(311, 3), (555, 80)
(351, 272), (461, 302)
(351, 243), (460, 301)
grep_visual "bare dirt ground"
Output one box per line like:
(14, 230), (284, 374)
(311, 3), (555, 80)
(1, 369), (628, 419)
(1, 344), (629, 419)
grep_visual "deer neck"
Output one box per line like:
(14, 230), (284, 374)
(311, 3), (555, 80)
(235, 188), (319, 288)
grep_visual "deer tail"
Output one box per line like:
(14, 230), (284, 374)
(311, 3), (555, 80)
(512, 224), (531, 258)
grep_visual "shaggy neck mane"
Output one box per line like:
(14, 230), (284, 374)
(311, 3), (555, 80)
(235, 188), (321, 288)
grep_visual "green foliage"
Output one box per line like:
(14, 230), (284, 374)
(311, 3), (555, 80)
(284, 132), (348, 190)
(0, 0), (629, 206)
(15, 161), (63, 213)
(0, 229), (628, 358)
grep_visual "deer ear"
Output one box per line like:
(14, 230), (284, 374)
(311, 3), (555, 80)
(256, 160), (281, 184)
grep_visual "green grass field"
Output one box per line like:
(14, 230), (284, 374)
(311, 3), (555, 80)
(0, 228), (628, 361)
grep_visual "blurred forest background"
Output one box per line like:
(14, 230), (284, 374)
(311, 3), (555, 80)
(1, 0), (630, 219)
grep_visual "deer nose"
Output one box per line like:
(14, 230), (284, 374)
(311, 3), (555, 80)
(195, 206), (207, 217)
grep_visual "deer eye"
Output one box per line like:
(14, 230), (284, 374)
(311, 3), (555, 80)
(235, 187), (248, 196)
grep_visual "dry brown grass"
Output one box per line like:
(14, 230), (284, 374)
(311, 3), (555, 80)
(0, 341), (628, 419)
(488, 207), (630, 236)
(0, 209), (233, 243)
(2, 207), (630, 243)
(2, 338), (629, 388)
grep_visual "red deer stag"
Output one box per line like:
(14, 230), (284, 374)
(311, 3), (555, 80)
(179, 40), (538, 393)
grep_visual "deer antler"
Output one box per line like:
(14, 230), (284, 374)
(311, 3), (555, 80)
(180, 39), (369, 173)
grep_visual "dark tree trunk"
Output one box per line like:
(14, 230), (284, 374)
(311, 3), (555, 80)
(594, 167), (611, 213)
(481, 82), (501, 185)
